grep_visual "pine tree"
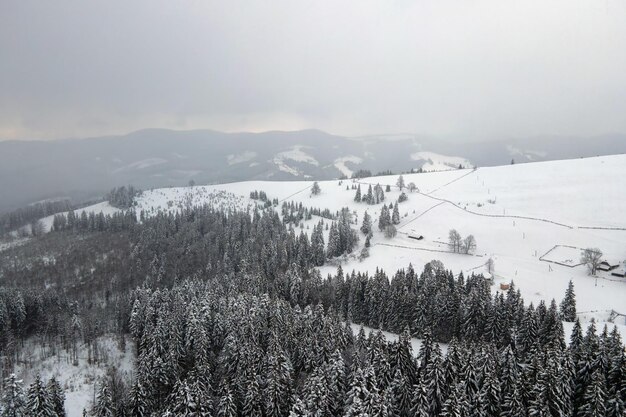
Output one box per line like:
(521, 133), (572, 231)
(1, 374), (26, 417)
(392, 203), (400, 225)
(360, 211), (372, 236)
(46, 377), (65, 417)
(410, 379), (430, 417)
(311, 221), (326, 266)
(25, 375), (55, 417)
(93, 379), (114, 417)
(242, 375), (263, 417)
(364, 185), (374, 204)
(288, 397), (307, 417)
(579, 369), (607, 417)
(263, 346), (293, 417)
(354, 185), (362, 202)
(560, 280), (577, 322)
(500, 380), (525, 417)
(327, 222), (340, 258)
(216, 387), (237, 417)
(303, 367), (330, 416)
(440, 383), (468, 417)
(127, 378), (150, 417)
(388, 369), (412, 417)
(378, 205), (390, 232)
(311, 182), (321, 196)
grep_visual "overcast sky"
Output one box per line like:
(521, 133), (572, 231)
(1, 0), (625, 141)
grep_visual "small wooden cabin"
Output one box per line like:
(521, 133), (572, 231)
(500, 283), (510, 291)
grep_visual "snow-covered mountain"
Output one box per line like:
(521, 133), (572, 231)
(1, 128), (625, 214)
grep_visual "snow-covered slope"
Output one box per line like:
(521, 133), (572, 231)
(411, 151), (472, 171)
(131, 154), (626, 338)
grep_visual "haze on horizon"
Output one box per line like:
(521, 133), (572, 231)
(1, 0), (625, 141)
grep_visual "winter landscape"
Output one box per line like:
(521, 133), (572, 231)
(2, 0), (626, 416)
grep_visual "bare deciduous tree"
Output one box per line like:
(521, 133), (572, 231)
(581, 248), (603, 275)
(448, 229), (462, 253)
(408, 182), (417, 193)
(486, 257), (495, 274)
(462, 235), (477, 254)
(396, 175), (405, 190)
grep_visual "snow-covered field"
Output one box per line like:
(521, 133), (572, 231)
(127, 154), (626, 339)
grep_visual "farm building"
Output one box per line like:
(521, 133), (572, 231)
(612, 268), (626, 278)
(598, 261), (620, 272)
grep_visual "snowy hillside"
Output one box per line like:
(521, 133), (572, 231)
(411, 151), (473, 171)
(127, 155), (626, 338)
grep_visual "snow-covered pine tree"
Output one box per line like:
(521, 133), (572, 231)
(327, 222), (339, 258)
(46, 377), (65, 417)
(388, 369), (412, 417)
(127, 378), (151, 417)
(392, 203), (400, 225)
(311, 181), (321, 196)
(360, 211), (372, 236)
(242, 375), (263, 417)
(93, 379), (115, 417)
(288, 397), (307, 417)
(440, 383), (469, 417)
(263, 344), (293, 417)
(216, 386), (237, 417)
(354, 185), (362, 202)
(364, 184), (374, 204)
(579, 369), (607, 417)
(1, 374), (26, 417)
(310, 221), (325, 266)
(560, 280), (577, 322)
(378, 205), (390, 231)
(425, 345), (446, 415)
(302, 367), (330, 416)
(410, 379), (431, 417)
(25, 375), (55, 417)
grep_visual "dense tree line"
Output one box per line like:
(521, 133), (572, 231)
(106, 186), (141, 209)
(0, 199), (72, 235)
(281, 201), (337, 226)
(354, 184), (386, 205)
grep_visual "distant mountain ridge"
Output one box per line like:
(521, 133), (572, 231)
(1, 128), (625, 213)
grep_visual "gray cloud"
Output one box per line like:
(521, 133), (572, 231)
(1, 0), (625, 140)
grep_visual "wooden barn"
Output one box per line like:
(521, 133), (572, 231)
(598, 261), (620, 272)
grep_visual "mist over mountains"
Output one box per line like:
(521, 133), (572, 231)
(1, 129), (625, 213)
